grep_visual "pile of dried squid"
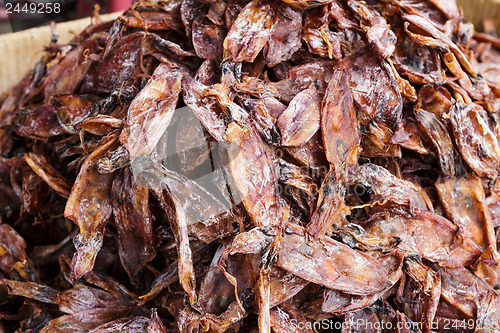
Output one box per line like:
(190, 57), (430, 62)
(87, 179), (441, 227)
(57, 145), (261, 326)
(1, 0), (500, 332)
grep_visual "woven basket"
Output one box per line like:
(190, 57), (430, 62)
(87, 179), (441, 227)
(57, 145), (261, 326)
(458, 0), (500, 33)
(0, 12), (120, 95)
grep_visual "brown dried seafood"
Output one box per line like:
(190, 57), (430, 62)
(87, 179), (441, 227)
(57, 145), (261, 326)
(1, 0), (500, 332)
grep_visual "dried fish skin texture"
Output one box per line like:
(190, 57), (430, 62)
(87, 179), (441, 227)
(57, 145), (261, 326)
(1, 0), (500, 331)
